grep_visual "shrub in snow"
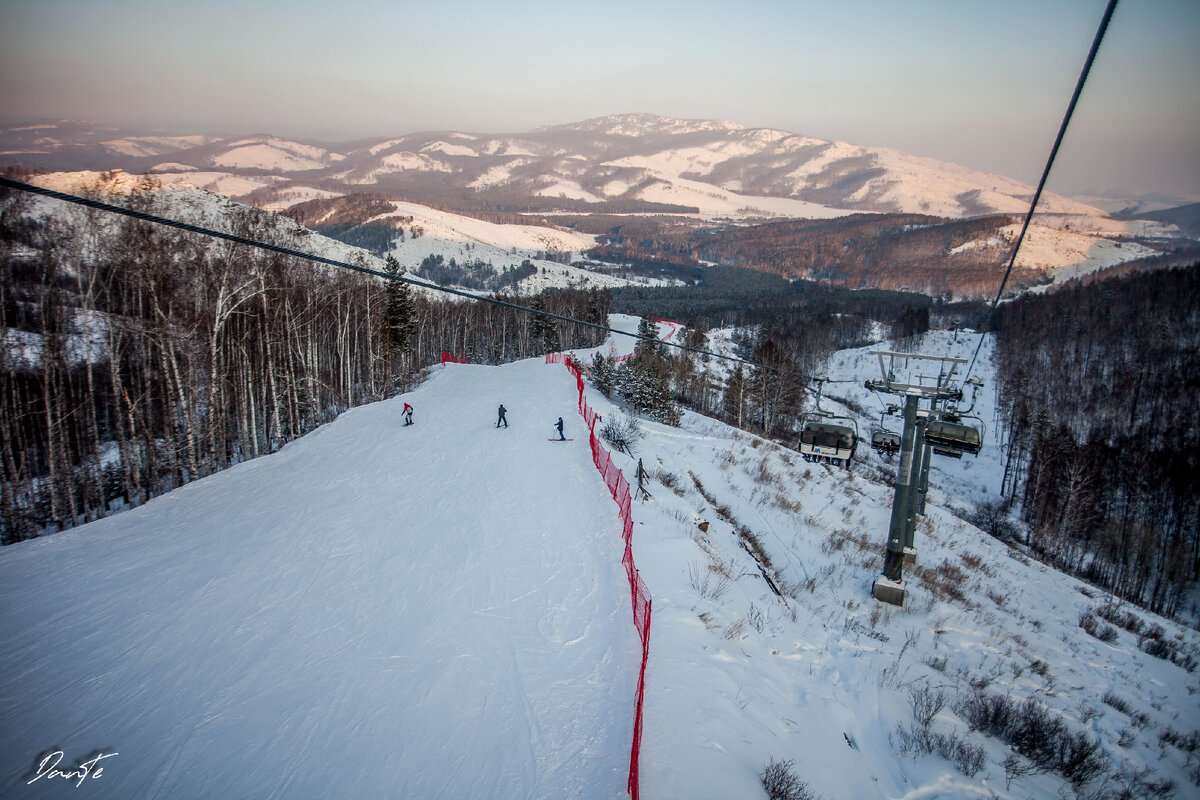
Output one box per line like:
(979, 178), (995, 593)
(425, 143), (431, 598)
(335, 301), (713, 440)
(1158, 727), (1200, 759)
(1101, 691), (1132, 715)
(1096, 601), (1146, 637)
(1136, 624), (1199, 672)
(967, 498), (1023, 544)
(908, 684), (947, 730)
(1079, 610), (1120, 643)
(957, 690), (1108, 787)
(760, 758), (816, 800)
(654, 469), (681, 494)
(893, 722), (985, 778)
(600, 412), (642, 456)
(687, 562), (731, 603)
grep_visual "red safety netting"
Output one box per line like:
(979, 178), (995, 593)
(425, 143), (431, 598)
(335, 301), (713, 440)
(653, 318), (681, 340)
(545, 352), (652, 800)
(440, 351), (469, 365)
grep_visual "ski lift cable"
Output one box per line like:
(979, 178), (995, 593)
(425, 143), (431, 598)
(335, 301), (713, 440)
(0, 175), (826, 385)
(963, 0), (1120, 382)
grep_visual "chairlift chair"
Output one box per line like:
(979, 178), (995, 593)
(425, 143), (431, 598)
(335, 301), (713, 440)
(799, 419), (859, 468)
(797, 378), (859, 468)
(924, 415), (983, 457)
(870, 428), (902, 456)
(869, 409), (902, 457)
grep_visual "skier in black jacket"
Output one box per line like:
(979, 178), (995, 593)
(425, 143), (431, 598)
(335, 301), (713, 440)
(555, 417), (565, 440)
(496, 404), (508, 428)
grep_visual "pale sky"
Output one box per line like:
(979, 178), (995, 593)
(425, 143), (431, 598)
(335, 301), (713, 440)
(1, 0), (1197, 200)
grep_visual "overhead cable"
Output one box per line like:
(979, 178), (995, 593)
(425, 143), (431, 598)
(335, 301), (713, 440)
(964, 0), (1120, 381)
(0, 175), (820, 383)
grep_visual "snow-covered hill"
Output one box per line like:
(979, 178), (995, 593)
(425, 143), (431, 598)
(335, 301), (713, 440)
(297, 197), (651, 293)
(2, 319), (1197, 799)
(24, 170), (651, 296)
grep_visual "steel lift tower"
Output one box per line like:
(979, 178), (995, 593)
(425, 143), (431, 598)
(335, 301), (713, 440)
(865, 351), (967, 606)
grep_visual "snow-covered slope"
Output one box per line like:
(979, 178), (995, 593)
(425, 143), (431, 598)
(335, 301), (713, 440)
(0, 359), (637, 799)
(2, 320), (1197, 799)
(24, 170), (656, 296)
(623, 326), (1199, 798)
(377, 201), (674, 293)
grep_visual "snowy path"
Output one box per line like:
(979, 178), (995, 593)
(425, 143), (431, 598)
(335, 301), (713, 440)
(1, 359), (637, 799)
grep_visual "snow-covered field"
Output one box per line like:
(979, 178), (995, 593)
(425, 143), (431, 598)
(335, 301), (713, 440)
(377, 200), (632, 292)
(2, 318), (1197, 799)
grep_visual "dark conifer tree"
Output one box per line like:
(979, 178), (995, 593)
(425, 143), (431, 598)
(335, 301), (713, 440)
(635, 315), (660, 358)
(383, 255), (417, 388)
(530, 295), (560, 353)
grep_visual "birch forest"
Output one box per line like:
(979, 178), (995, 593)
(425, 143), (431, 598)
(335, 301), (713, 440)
(0, 183), (608, 543)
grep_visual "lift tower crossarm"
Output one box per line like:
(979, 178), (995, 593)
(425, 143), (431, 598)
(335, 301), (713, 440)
(865, 351), (966, 400)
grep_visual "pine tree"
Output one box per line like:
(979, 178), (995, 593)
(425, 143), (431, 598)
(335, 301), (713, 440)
(635, 315), (660, 358)
(617, 354), (680, 426)
(383, 255), (417, 389)
(530, 295), (560, 353)
(590, 353), (617, 398)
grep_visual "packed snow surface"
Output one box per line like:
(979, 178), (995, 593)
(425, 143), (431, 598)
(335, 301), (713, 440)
(1, 359), (638, 799)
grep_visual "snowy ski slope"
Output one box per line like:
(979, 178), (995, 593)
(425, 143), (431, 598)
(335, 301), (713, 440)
(0, 359), (638, 799)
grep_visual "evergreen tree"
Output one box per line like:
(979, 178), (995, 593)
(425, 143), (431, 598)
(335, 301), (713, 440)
(383, 255), (417, 386)
(585, 287), (613, 327)
(617, 353), (680, 426)
(635, 315), (660, 358)
(530, 295), (560, 353)
(590, 353), (617, 398)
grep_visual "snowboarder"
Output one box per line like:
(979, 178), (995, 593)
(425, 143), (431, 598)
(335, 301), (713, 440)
(555, 416), (565, 440)
(496, 404), (508, 428)
(403, 403), (414, 426)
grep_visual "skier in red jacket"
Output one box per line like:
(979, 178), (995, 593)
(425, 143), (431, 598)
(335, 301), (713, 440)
(403, 403), (414, 426)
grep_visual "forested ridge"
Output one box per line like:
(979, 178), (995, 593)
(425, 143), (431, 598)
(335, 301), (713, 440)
(610, 264), (978, 328)
(993, 265), (1200, 617)
(584, 212), (1043, 298)
(0, 183), (607, 543)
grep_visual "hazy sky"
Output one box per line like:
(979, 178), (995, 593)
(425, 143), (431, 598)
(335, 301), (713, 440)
(2, 0), (1197, 200)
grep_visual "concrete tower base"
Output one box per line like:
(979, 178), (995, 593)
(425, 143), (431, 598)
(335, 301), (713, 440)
(872, 576), (906, 607)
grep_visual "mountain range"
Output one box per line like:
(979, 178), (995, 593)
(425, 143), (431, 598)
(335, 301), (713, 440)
(0, 114), (1124, 218)
(4, 115), (1196, 297)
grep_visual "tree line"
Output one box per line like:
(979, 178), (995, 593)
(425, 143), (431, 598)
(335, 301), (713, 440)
(582, 212), (1072, 299)
(992, 264), (1200, 617)
(414, 254), (537, 293)
(0, 180), (607, 544)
